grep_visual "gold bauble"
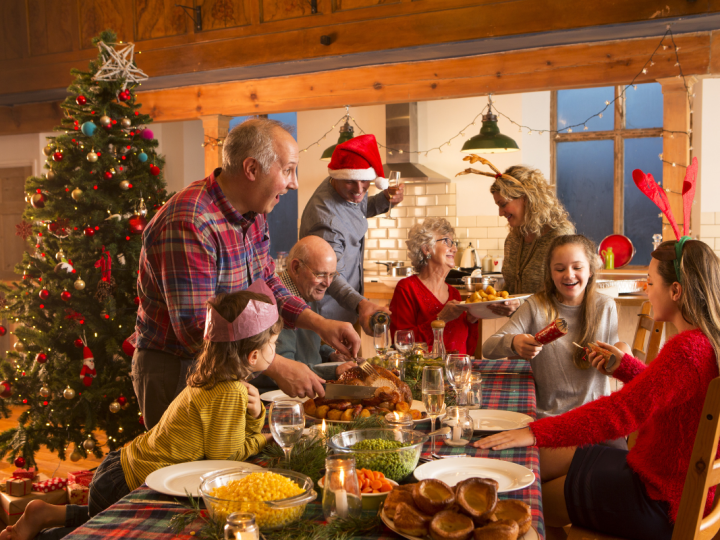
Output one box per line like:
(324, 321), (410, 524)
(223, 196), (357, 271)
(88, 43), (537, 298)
(82, 439), (95, 450)
(43, 145), (54, 156)
(86, 152), (98, 163)
(70, 449), (82, 462)
(55, 248), (65, 262)
(73, 278), (85, 291)
(39, 385), (50, 398)
(109, 401), (121, 413)
(119, 180), (130, 191)
(71, 188), (83, 201)
(46, 170), (56, 181)
(63, 386), (75, 400)
(121, 118), (132, 128)
(14, 341), (24, 353)
(99, 115), (112, 126)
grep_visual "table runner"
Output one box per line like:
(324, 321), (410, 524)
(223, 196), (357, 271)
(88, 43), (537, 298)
(64, 358), (544, 540)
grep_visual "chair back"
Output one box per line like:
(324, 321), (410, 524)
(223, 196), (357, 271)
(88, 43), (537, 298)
(632, 301), (664, 364)
(673, 376), (720, 540)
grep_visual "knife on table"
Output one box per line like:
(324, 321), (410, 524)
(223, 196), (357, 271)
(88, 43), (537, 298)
(324, 384), (377, 400)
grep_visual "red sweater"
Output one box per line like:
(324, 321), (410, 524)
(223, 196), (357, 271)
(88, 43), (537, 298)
(389, 275), (478, 355)
(531, 329), (718, 522)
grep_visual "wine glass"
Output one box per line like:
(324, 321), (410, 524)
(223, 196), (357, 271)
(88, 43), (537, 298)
(373, 323), (390, 358)
(269, 400), (304, 461)
(445, 354), (472, 406)
(387, 171), (401, 220)
(394, 329), (415, 356)
(422, 365), (446, 458)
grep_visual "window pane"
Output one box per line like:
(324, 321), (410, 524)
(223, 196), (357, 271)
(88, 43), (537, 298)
(557, 87), (614, 132)
(556, 140), (614, 247)
(624, 138), (663, 266)
(625, 83), (663, 129)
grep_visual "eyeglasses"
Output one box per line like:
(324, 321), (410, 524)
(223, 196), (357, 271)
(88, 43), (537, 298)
(298, 260), (340, 282)
(435, 237), (456, 248)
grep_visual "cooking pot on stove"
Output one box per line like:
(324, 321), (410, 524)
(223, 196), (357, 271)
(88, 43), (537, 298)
(376, 261), (413, 277)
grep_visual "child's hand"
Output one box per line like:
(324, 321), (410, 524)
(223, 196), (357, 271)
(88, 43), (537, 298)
(589, 341), (625, 375)
(242, 381), (263, 419)
(512, 334), (543, 360)
(472, 427), (535, 450)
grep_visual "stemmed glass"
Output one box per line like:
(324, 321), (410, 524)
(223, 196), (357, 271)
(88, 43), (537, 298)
(422, 366), (446, 458)
(269, 400), (304, 461)
(373, 323), (391, 358)
(386, 171), (401, 220)
(445, 354), (472, 406)
(394, 329), (415, 356)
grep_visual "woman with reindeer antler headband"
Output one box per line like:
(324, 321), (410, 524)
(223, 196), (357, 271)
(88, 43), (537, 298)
(475, 158), (720, 540)
(457, 156), (575, 317)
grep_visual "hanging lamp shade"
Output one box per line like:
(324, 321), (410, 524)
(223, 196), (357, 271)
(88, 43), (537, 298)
(461, 111), (520, 154)
(320, 121), (354, 161)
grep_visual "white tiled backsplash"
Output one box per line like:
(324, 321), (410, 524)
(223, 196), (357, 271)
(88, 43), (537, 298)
(364, 183), (508, 276)
(700, 213), (720, 258)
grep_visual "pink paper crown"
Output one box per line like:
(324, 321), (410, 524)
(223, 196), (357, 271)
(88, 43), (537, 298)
(203, 280), (279, 342)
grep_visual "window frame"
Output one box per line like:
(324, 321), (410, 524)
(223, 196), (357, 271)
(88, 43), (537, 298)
(550, 86), (663, 236)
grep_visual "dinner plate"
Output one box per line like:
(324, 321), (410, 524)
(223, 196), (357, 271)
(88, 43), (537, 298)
(258, 389), (305, 403)
(145, 460), (264, 497)
(413, 457), (535, 491)
(458, 294), (531, 319)
(469, 409), (533, 432)
(381, 508), (539, 540)
(305, 400), (430, 425)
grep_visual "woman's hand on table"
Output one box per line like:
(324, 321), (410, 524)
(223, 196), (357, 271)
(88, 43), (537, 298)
(438, 300), (464, 322)
(486, 298), (521, 318)
(589, 341), (625, 376)
(473, 427), (535, 451)
(512, 334), (543, 360)
(242, 381), (263, 419)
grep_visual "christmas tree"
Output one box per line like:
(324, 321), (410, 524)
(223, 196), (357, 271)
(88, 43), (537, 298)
(0, 30), (169, 467)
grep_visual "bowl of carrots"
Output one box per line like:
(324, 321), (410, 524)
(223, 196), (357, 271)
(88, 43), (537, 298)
(318, 468), (398, 511)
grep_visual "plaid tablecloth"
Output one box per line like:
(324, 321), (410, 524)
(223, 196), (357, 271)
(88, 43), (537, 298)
(64, 358), (543, 540)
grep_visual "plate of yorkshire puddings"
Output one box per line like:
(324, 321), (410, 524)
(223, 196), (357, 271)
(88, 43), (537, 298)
(381, 478), (538, 540)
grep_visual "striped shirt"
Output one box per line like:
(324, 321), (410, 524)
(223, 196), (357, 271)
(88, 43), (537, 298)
(120, 380), (266, 491)
(133, 169), (308, 357)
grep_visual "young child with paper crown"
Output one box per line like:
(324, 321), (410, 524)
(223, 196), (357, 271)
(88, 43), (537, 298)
(0, 281), (280, 540)
(476, 158), (720, 540)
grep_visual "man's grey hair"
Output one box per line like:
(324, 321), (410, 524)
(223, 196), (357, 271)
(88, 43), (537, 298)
(222, 117), (294, 176)
(288, 241), (310, 265)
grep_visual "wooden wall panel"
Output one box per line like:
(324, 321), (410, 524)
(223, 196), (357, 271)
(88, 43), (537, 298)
(261, 0), (316, 23)
(0, 1), (28, 61)
(78, 0), (134, 49)
(197, 0), (251, 29)
(135, 0), (187, 41)
(28, 0), (75, 56)
(334, 0), (398, 11)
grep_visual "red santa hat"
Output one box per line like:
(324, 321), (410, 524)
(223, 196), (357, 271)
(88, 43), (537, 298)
(82, 346), (94, 364)
(328, 134), (389, 190)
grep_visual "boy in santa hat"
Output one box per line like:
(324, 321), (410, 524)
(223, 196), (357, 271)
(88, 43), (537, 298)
(299, 133), (403, 337)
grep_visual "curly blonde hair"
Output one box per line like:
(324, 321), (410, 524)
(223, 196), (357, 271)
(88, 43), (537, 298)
(490, 165), (575, 238)
(406, 217), (455, 272)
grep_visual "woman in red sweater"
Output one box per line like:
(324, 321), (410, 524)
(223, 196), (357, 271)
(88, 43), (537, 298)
(475, 239), (720, 540)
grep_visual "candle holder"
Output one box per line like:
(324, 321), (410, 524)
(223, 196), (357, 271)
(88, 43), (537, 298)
(322, 455), (362, 520)
(384, 411), (413, 429)
(441, 406), (473, 447)
(463, 372), (483, 409)
(224, 512), (259, 540)
(386, 351), (406, 381)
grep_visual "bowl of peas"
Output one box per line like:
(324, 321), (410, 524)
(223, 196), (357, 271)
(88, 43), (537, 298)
(327, 429), (426, 482)
(199, 468), (317, 530)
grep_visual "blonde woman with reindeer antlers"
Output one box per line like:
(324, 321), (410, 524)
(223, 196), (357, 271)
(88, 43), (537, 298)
(474, 158), (720, 540)
(457, 156), (575, 317)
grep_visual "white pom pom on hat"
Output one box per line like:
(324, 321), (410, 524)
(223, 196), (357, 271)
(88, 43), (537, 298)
(328, 134), (388, 187)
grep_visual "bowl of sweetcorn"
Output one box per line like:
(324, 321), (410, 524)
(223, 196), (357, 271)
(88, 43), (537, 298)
(199, 469), (316, 530)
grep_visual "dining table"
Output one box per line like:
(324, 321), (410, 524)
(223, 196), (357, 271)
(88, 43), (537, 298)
(61, 358), (544, 540)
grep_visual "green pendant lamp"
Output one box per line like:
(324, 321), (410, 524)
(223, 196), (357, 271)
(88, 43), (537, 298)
(320, 119), (354, 161)
(461, 97), (520, 154)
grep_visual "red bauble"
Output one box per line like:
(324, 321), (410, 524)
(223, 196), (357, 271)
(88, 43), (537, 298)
(30, 193), (46, 209)
(128, 215), (147, 235)
(0, 326), (6, 336)
(150, 165), (160, 176)
(118, 396), (127, 406)
(84, 227), (95, 237)
(38, 289), (49, 300)
(118, 90), (131, 102)
(122, 338), (135, 357)
(103, 171), (113, 180)
(60, 291), (71, 301)
(76, 95), (87, 106)
(133, 296), (140, 306)
(35, 353), (47, 364)
(139, 415), (145, 426)
(52, 152), (63, 162)
(14, 457), (25, 468)
(0, 381), (11, 399)
(74, 338), (84, 348)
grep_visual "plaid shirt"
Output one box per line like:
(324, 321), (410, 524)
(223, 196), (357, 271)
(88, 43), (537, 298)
(133, 169), (308, 357)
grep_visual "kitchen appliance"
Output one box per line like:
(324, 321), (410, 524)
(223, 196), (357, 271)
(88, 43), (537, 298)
(463, 276), (498, 293)
(482, 254), (494, 273)
(459, 243), (479, 269)
(375, 261), (413, 277)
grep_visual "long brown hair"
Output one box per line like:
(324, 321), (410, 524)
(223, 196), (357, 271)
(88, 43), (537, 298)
(534, 235), (601, 369)
(187, 291), (283, 390)
(652, 240), (720, 366)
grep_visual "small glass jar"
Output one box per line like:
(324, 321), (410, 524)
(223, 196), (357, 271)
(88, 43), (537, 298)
(224, 512), (260, 540)
(322, 455), (362, 521)
(441, 406), (474, 447)
(386, 351), (405, 380)
(384, 411), (413, 429)
(464, 372), (483, 409)
(412, 343), (429, 356)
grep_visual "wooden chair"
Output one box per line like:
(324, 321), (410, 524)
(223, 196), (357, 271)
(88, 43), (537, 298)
(631, 301), (664, 364)
(566, 377), (720, 540)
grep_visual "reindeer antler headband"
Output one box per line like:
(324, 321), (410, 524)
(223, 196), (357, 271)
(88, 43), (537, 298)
(455, 155), (521, 184)
(632, 157), (698, 283)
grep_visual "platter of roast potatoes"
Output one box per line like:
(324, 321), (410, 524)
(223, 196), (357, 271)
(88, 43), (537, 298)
(381, 478), (537, 540)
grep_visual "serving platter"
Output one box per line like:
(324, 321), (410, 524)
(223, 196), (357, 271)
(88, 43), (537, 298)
(469, 410), (533, 432)
(413, 457), (535, 491)
(146, 460), (264, 497)
(305, 400), (431, 425)
(458, 294), (531, 319)
(258, 389), (305, 403)
(381, 508), (539, 540)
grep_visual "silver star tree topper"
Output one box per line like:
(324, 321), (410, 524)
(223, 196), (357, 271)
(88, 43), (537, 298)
(93, 41), (149, 90)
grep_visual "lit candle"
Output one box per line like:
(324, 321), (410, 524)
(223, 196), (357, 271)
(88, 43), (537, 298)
(321, 418), (326, 436)
(336, 469), (349, 518)
(452, 410), (461, 442)
(234, 532), (259, 540)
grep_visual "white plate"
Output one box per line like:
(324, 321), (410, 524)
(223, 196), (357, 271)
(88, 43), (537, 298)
(259, 390), (305, 403)
(458, 294), (531, 319)
(145, 460), (264, 497)
(469, 410), (533, 432)
(381, 508), (539, 540)
(413, 457), (535, 491)
(306, 400), (430, 424)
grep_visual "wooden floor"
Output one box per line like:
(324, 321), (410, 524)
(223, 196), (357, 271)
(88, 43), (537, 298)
(0, 406), (106, 481)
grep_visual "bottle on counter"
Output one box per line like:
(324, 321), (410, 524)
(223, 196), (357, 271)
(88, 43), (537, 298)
(429, 319), (446, 364)
(601, 247), (615, 270)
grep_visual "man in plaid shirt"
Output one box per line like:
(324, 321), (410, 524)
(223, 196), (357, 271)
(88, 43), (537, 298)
(132, 118), (361, 428)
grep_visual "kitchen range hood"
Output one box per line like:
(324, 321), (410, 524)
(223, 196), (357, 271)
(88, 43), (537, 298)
(382, 103), (449, 183)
